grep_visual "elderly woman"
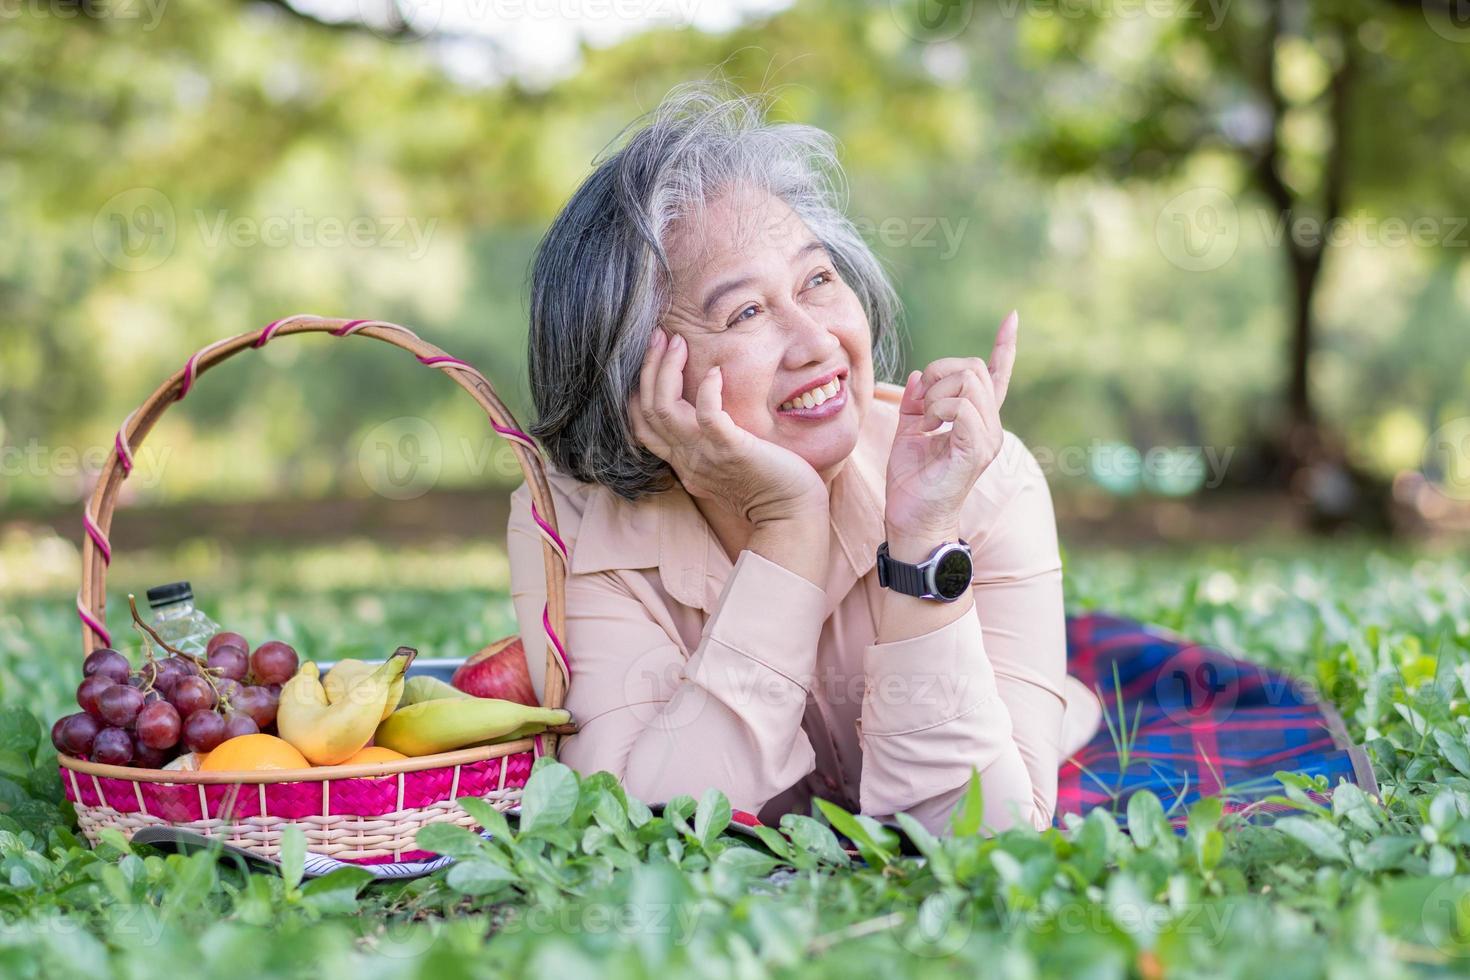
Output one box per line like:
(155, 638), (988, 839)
(507, 87), (1101, 835)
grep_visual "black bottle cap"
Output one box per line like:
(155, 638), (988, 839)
(145, 582), (194, 608)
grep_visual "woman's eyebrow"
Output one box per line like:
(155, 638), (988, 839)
(699, 239), (828, 318)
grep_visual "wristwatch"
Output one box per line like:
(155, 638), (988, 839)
(875, 539), (973, 602)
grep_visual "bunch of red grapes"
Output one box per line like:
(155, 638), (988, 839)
(51, 633), (299, 768)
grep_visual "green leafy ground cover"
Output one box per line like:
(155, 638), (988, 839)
(0, 541), (1468, 978)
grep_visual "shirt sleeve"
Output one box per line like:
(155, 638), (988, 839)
(857, 436), (1067, 835)
(507, 492), (826, 814)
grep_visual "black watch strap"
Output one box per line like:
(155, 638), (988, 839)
(876, 542), (928, 597)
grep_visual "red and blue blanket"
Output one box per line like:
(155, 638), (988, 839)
(1054, 611), (1376, 829)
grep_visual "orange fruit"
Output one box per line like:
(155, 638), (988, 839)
(199, 734), (310, 772)
(340, 746), (408, 765)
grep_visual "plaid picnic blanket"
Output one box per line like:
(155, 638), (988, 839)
(1054, 612), (1377, 830)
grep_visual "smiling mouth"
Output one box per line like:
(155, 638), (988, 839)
(778, 374), (845, 412)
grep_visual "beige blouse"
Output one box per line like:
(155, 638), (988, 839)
(507, 381), (1101, 835)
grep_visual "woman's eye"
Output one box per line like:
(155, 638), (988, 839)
(806, 269), (833, 289)
(731, 304), (760, 325)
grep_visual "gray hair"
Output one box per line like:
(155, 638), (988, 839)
(526, 83), (903, 501)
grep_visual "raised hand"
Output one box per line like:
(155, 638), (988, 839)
(629, 329), (827, 525)
(883, 310), (1019, 543)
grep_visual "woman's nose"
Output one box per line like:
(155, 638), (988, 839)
(777, 302), (840, 361)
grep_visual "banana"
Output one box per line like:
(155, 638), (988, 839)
(374, 697), (570, 757)
(278, 648), (414, 765)
(400, 674), (467, 707)
(324, 658), (406, 720)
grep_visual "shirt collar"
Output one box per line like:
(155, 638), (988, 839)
(565, 385), (897, 614)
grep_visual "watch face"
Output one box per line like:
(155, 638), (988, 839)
(932, 548), (972, 600)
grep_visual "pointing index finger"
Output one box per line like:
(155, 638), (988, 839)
(988, 310), (1019, 407)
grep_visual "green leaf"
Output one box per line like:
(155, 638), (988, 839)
(1330, 783), (1380, 834)
(458, 796), (515, 843)
(713, 845), (778, 880)
(894, 812), (951, 883)
(780, 814), (850, 867)
(814, 798), (894, 868)
(300, 866), (374, 915)
(1432, 730), (1470, 778)
(417, 822), (487, 860)
(1275, 816), (1349, 864)
(445, 859), (518, 896)
(950, 769), (985, 837)
(279, 824), (306, 894)
(749, 825), (795, 861)
(1126, 790), (1165, 849)
(694, 788), (732, 847)
(1186, 796), (1222, 835)
(1354, 835), (1419, 872)
(0, 709), (39, 779)
(519, 762), (580, 835)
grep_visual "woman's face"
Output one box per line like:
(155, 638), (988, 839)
(660, 186), (874, 479)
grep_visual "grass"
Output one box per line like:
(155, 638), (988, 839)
(0, 536), (1467, 978)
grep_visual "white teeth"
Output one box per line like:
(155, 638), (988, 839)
(780, 375), (843, 412)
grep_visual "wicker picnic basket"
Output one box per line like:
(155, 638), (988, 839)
(57, 314), (573, 865)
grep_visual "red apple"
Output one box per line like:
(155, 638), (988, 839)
(451, 637), (538, 706)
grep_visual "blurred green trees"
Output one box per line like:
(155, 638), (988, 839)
(1, 0), (1465, 521)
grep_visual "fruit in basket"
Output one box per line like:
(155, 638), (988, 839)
(223, 712), (259, 739)
(83, 648), (131, 684)
(341, 746), (408, 765)
(250, 641), (299, 686)
(451, 637), (538, 707)
(234, 685), (279, 728)
(98, 684), (146, 727)
(51, 712), (102, 756)
(200, 733), (310, 772)
(77, 675), (115, 720)
(374, 697), (570, 757)
(137, 701), (182, 750)
(92, 727), (134, 766)
(170, 675), (216, 716)
(324, 659), (406, 721)
(207, 645), (249, 682)
(132, 738), (168, 769)
(163, 751), (200, 772)
(207, 631), (249, 657)
(401, 674), (467, 707)
(183, 708), (229, 753)
(277, 648), (414, 766)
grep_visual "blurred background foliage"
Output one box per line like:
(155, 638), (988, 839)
(2, 0), (1468, 593)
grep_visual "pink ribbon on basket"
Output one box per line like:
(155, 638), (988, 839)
(77, 594), (111, 649)
(82, 504), (111, 567)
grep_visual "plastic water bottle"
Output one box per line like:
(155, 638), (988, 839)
(146, 582), (220, 657)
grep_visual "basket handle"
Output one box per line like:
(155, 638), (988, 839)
(77, 315), (570, 716)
